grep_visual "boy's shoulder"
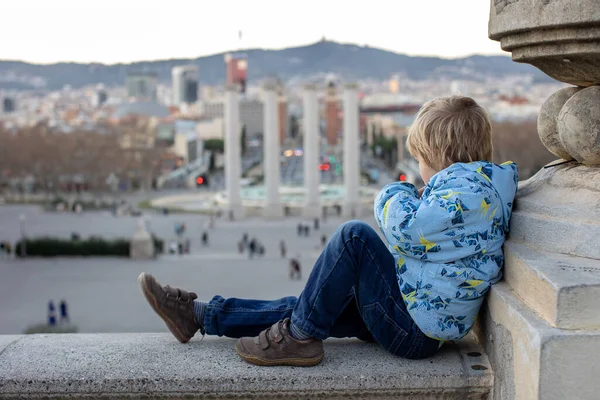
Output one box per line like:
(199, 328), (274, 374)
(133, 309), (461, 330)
(430, 161), (518, 190)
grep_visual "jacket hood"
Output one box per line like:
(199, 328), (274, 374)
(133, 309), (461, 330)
(428, 161), (519, 231)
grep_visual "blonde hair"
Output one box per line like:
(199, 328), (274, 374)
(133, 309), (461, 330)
(406, 96), (493, 171)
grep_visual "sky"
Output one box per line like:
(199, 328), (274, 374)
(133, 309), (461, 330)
(0, 0), (505, 64)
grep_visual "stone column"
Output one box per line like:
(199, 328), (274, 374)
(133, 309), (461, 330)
(343, 83), (360, 219)
(262, 82), (283, 218)
(224, 85), (244, 219)
(130, 218), (154, 260)
(302, 84), (321, 218)
(479, 3), (600, 399)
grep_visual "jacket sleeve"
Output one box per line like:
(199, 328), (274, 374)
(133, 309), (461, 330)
(374, 177), (484, 262)
(374, 182), (422, 246)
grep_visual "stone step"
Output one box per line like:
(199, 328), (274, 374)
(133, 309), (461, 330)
(0, 334), (492, 399)
(509, 164), (600, 260)
(503, 241), (600, 330)
(475, 282), (600, 400)
(508, 209), (600, 260)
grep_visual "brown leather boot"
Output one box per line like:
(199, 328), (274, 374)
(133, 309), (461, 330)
(138, 272), (203, 343)
(235, 319), (324, 366)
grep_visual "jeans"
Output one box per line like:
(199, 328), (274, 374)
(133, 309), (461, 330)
(203, 221), (440, 359)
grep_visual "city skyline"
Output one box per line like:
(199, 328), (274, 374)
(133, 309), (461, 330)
(1, 0), (503, 64)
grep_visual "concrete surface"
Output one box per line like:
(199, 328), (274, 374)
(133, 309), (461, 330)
(489, 0), (600, 86)
(537, 86), (580, 160)
(0, 335), (22, 354)
(503, 242), (600, 330)
(476, 282), (600, 400)
(557, 86), (600, 165)
(0, 334), (492, 399)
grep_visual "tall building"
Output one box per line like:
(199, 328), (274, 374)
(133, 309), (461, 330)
(172, 65), (199, 105)
(278, 95), (287, 145)
(224, 53), (248, 94)
(2, 97), (15, 113)
(126, 72), (158, 101)
(202, 97), (263, 137)
(325, 82), (340, 146)
(92, 87), (108, 108)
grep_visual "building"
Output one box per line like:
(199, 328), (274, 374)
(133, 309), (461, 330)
(172, 65), (199, 105)
(2, 97), (16, 113)
(126, 72), (158, 102)
(201, 97), (263, 137)
(325, 83), (340, 146)
(278, 95), (287, 145)
(196, 117), (225, 140)
(92, 88), (108, 108)
(224, 53), (248, 94)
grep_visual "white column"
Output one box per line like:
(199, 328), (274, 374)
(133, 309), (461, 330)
(303, 84), (321, 218)
(262, 82), (283, 218)
(343, 83), (360, 219)
(224, 85), (244, 219)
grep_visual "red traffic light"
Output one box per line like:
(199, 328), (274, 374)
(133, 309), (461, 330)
(196, 176), (205, 185)
(318, 163), (330, 171)
(399, 174), (407, 182)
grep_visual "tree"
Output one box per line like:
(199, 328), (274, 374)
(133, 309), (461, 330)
(204, 139), (225, 153)
(240, 125), (247, 156)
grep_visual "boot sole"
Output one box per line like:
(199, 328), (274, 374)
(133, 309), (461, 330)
(138, 273), (191, 344)
(234, 342), (324, 367)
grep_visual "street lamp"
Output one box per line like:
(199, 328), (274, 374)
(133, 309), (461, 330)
(19, 214), (26, 257)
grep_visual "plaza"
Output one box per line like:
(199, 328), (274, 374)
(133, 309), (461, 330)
(0, 204), (380, 335)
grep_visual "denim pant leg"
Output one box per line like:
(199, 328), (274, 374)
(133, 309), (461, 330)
(203, 294), (370, 339)
(291, 220), (440, 359)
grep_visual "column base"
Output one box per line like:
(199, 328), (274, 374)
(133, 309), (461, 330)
(226, 205), (245, 221)
(303, 203), (322, 219)
(263, 204), (284, 219)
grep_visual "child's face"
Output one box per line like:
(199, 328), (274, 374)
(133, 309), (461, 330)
(417, 157), (438, 184)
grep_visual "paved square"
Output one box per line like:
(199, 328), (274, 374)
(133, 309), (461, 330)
(0, 205), (381, 334)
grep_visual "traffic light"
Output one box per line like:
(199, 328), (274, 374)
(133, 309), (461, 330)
(318, 163), (330, 171)
(398, 173), (407, 182)
(195, 175), (209, 187)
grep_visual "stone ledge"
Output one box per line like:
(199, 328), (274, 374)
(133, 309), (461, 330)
(504, 241), (600, 330)
(476, 282), (600, 400)
(0, 334), (492, 399)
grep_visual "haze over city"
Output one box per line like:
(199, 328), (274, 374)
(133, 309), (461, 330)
(1, 0), (503, 64)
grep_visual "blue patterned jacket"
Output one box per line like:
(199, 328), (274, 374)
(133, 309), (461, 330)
(374, 161), (518, 341)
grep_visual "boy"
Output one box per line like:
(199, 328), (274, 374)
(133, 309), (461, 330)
(139, 95), (518, 366)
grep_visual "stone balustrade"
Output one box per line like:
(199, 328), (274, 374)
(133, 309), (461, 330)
(0, 334), (492, 399)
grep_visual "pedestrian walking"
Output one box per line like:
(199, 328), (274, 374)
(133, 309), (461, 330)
(321, 234), (327, 247)
(202, 232), (209, 246)
(184, 239), (191, 254)
(48, 300), (56, 326)
(279, 240), (287, 258)
(314, 218), (320, 230)
(289, 258), (302, 280)
(297, 223), (303, 236)
(304, 225), (310, 237)
(59, 300), (69, 324)
(248, 239), (257, 259)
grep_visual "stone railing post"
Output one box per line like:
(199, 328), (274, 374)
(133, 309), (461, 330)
(481, 2), (600, 399)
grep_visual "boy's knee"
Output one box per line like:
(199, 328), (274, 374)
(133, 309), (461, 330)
(338, 220), (375, 239)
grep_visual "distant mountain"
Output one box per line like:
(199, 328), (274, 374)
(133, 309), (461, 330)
(0, 40), (550, 91)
